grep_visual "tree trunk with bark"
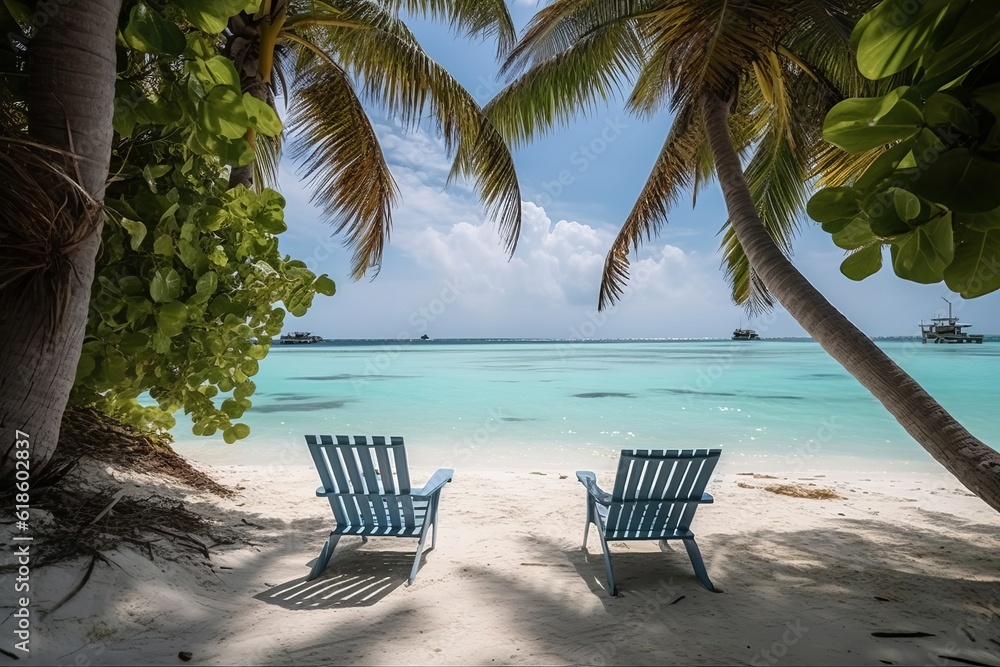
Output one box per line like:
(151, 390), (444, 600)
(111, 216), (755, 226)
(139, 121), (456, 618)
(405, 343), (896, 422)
(0, 0), (122, 486)
(225, 11), (266, 190)
(700, 91), (1000, 513)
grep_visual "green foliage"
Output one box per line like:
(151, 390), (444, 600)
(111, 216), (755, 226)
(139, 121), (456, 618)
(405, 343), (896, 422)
(175, 0), (259, 34)
(809, 0), (1000, 297)
(72, 18), (334, 441)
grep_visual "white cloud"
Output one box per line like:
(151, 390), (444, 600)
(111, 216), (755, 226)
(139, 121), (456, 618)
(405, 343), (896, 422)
(393, 199), (744, 337)
(278, 123), (784, 339)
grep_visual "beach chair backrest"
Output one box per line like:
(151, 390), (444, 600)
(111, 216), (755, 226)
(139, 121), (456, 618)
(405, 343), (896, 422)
(306, 435), (416, 529)
(606, 449), (721, 536)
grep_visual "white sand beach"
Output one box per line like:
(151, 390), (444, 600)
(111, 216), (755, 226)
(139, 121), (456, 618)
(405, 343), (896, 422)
(10, 458), (1000, 666)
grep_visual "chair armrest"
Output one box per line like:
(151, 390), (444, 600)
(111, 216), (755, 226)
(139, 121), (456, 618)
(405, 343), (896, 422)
(701, 492), (714, 504)
(576, 471), (612, 505)
(316, 486), (332, 497)
(412, 468), (454, 499)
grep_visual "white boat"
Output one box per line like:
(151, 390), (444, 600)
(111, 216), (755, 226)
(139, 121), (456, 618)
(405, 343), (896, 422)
(279, 331), (324, 345)
(920, 298), (983, 344)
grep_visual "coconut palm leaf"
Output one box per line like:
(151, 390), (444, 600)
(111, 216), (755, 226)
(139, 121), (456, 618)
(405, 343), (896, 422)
(486, 19), (643, 148)
(500, 0), (651, 78)
(383, 0), (516, 56)
(287, 57), (397, 279)
(598, 104), (710, 309)
(252, 132), (282, 192)
(495, 0), (887, 312)
(287, 1), (521, 258)
(225, 0), (522, 278)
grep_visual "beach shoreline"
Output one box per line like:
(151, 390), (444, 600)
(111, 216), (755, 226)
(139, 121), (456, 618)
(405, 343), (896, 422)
(8, 457), (1000, 666)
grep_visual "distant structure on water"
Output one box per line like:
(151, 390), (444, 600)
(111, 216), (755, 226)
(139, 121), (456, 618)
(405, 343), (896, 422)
(420, 334), (430, 340)
(279, 331), (324, 344)
(732, 328), (760, 341)
(920, 298), (983, 344)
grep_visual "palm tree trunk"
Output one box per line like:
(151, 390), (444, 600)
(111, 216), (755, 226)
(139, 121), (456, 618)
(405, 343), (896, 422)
(225, 10), (265, 190)
(700, 91), (1000, 513)
(0, 0), (121, 486)
(225, 4), (284, 190)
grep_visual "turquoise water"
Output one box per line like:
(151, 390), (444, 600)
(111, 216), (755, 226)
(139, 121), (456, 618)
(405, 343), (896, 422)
(169, 339), (1000, 472)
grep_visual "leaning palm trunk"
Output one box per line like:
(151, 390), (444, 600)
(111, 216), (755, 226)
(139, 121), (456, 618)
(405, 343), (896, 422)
(0, 0), (122, 486)
(701, 92), (1000, 512)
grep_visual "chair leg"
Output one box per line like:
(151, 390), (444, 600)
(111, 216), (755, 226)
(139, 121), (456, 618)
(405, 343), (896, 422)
(430, 495), (440, 550)
(596, 531), (617, 596)
(682, 538), (717, 592)
(582, 498), (593, 550)
(409, 525), (432, 585)
(307, 534), (341, 581)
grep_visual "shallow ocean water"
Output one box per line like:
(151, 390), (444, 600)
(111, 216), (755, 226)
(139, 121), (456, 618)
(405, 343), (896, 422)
(168, 339), (1000, 473)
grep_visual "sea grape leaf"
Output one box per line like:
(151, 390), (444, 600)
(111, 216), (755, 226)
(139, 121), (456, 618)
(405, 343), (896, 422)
(150, 268), (182, 303)
(120, 218), (147, 251)
(176, 0), (259, 34)
(923, 93), (978, 135)
(944, 225), (1000, 297)
(892, 188), (922, 222)
(851, 0), (952, 79)
(198, 86), (249, 140)
(124, 2), (185, 56)
(910, 148), (1000, 213)
(841, 243), (884, 281)
(807, 187), (860, 224)
(188, 56), (242, 93)
(855, 139), (916, 191)
(958, 207), (1000, 232)
(890, 215), (954, 283)
(314, 275), (336, 296)
(157, 301), (189, 337)
(243, 94), (283, 136)
(911, 128), (947, 170)
(824, 88), (923, 153)
(921, 1), (1000, 85)
(972, 83), (1000, 119)
(832, 218), (876, 250)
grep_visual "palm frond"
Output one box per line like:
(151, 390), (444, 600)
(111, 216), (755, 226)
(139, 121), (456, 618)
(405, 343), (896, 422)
(287, 58), (397, 280)
(720, 224), (775, 314)
(252, 131), (282, 192)
(780, 0), (879, 99)
(287, 2), (522, 259)
(719, 63), (839, 311)
(813, 143), (881, 188)
(448, 114), (521, 256)
(598, 103), (709, 310)
(486, 19), (643, 148)
(500, 0), (652, 77)
(382, 0), (517, 56)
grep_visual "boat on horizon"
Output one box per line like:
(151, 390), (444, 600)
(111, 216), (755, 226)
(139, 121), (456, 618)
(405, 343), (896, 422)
(732, 328), (760, 341)
(920, 298), (983, 344)
(279, 331), (324, 345)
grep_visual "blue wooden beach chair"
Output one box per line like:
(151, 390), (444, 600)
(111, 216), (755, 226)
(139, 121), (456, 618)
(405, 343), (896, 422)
(305, 435), (453, 584)
(576, 448), (722, 595)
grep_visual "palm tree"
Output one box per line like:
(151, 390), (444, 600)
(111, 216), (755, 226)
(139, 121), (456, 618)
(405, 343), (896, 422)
(486, 0), (1000, 512)
(223, 0), (522, 279)
(0, 0), (122, 483)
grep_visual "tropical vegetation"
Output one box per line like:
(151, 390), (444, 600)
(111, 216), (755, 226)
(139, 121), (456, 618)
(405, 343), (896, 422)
(220, 0), (522, 279)
(486, 0), (1000, 512)
(0, 0), (521, 482)
(808, 0), (1000, 299)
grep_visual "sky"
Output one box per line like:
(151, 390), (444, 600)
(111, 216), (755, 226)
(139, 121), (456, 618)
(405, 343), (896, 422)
(272, 3), (1000, 340)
